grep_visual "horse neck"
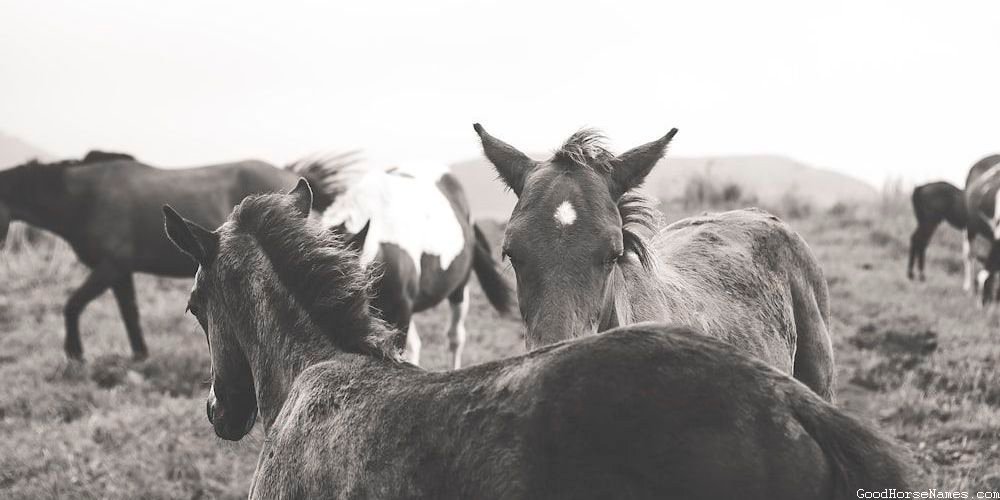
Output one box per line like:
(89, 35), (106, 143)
(0, 167), (79, 237)
(243, 292), (387, 431)
(243, 305), (334, 431)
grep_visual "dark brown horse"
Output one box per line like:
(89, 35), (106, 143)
(163, 181), (912, 499)
(0, 152), (334, 360)
(474, 125), (836, 401)
(962, 154), (1000, 301)
(907, 181), (965, 281)
(288, 159), (513, 368)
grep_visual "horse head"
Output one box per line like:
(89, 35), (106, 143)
(474, 124), (676, 348)
(164, 197), (257, 441)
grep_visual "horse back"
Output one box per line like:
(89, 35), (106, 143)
(64, 160), (294, 274)
(253, 326), (906, 499)
(653, 208), (827, 372)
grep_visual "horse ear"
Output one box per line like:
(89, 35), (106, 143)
(610, 128), (678, 199)
(346, 220), (371, 253)
(288, 178), (313, 218)
(473, 123), (537, 196)
(163, 205), (218, 266)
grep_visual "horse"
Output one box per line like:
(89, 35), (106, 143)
(473, 124), (836, 402)
(962, 154), (1000, 302)
(907, 181), (965, 281)
(0, 151), (337, 360)
(162, 181), (913, 499)
(287, 159), (512, 368)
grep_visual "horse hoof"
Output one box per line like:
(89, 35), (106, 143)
(132, 351), (149, 362)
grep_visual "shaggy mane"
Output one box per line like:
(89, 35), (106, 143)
(552, 128), (616, 173)
(619, 191), (661, 270)
(230, 192), (400, 361)
(284, 150), (371, 198)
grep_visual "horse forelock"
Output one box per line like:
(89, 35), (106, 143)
(229, 193), (401, 361)
(552, 128), (615, 173)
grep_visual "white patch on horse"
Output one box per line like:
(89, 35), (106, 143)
(554, 201), (577, 226)
(320, 164), (465, 274)
(991, 189), (1000, 240)
(978, 269), (991, 291)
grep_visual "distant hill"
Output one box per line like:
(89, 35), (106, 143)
(452, 153), (878, 220)
(0, 131), (52, 168)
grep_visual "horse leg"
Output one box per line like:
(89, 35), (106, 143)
(111, 273), (148, 361)
(64, 262), (119, 360)
(446, 286), (471, 370)
(909, 221), (938, 281)
(963, 234), (977, 293)
(907, 226), (921, 280)
(405, 319), (422, 366)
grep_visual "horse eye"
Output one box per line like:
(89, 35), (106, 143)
(605, 251), (623, 265)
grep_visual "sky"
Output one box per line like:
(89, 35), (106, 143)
(1, 0), (999, 187)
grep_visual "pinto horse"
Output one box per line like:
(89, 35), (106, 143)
(162, 182), (912, 499)
(474, 124), (836, 401)
(962, 154), (1000, 302)
(907, 181), (965, 281)
(0, 152), (337, 360)
(287, 159), (512, 368)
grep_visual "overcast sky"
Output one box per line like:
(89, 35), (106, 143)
(2, 0), (998, 186)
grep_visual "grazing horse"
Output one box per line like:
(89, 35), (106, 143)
(474, 124), (836, 402)
(0, 152), (335, 360)
(287, 159), (512, 368)
(962, 154), (1000, 301)
(907, 181), (965, 281)
(162, 182), (913, 499)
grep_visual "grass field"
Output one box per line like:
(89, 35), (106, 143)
(1, 195), (999, 498)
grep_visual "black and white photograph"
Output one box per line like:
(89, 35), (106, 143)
(1, 1), (999, 498)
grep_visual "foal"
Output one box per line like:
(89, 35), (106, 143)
(164, 180), (912, 499)
(475, 124), (836, 401)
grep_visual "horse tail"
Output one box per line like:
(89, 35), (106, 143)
(285, 151), (366, 213)
(471, 223), (515, 315)
(791, 395), (915, 497)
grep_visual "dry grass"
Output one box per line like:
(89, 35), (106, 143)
(1, 198), (999, 497)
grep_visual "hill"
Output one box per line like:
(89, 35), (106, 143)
(451, 153), (878, 220)
(0, 131), (52, 168)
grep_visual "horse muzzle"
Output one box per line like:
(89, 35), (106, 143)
(207, 386), (257, 441)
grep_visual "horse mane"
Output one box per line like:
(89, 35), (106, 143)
(553, 129), (661, 271)
(230, 192), (400, 361)
(81, 150), (135, 163)
(285, 150), (371, 198)
(619, 192), (660, 270)
(11, 150), (136, 170)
